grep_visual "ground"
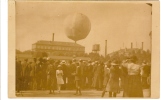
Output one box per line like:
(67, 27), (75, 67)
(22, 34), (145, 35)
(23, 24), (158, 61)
(16, 89), (150, 98)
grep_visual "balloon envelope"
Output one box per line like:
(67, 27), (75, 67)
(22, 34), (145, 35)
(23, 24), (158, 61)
(64, 13), (91, 42)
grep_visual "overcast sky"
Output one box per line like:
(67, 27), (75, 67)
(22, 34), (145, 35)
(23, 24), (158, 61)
(16, 2), (152, 55)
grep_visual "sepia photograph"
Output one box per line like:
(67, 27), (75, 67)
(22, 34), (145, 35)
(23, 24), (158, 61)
(8, 0), (160, 98)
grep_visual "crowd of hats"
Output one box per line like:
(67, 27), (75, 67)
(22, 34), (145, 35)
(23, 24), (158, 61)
(22, 55), (139, 67)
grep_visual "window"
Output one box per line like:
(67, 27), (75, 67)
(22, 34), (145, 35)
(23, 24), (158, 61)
(36, 45), (38, 48)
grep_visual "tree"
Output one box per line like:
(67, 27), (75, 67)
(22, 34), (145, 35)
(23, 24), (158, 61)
(33, 51), (42, 58)
(23, 50), (32, 54)
(16, 49), (22, 54)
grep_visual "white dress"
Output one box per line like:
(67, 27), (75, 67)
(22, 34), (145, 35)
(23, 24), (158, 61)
(56, 70), (64, 84)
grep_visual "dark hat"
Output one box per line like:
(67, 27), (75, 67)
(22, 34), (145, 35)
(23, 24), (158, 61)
(69, 60), (72, 64)
(88, 60), (91, 63)
(43, 58), (47, 62)
(108, 60), (111, 63)
(55, 60), (59, 64)
(33, 58), (37, 61)
(129, 55), (137, 62)
(57, 60), (60, 64)
(39, 58), (43, 62)
(25, 59), (28, 62)
(76, 62), (79, 65)
(111, 60), (119, 66)
(49, 59), (54, 64)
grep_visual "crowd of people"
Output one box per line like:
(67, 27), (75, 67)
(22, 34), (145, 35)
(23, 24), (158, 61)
(16, 55), (151, 97)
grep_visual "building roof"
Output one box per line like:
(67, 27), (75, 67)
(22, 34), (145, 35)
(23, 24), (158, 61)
(108, 48), (145, 56)
(33, 40), (84, 47)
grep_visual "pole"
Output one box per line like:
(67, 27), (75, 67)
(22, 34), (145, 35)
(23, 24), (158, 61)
(142, 42), (144, 50)
(52, 33), (54, 42)
(131, 42), (133, 49)
(105, 40), (107, 57)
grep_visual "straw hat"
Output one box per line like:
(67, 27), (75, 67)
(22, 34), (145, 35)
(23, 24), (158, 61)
(61, 60), (66, 65)
(57, 65), (62, 68)
(79, 59), (82, 62)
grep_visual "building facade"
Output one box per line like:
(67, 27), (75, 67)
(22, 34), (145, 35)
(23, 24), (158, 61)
(32, 40), (85, 56)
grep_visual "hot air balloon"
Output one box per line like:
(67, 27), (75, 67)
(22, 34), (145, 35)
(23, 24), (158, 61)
(64, 13), (91, 43)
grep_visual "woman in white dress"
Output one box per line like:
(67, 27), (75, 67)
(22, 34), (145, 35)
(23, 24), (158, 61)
(122, 56), (143, 97)
(56, 65), (64, 93)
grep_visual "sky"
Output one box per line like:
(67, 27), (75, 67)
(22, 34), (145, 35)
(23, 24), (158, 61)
(16, 2), (152, 55)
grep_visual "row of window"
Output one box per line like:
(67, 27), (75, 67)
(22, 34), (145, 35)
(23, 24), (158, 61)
(33, 45), (84, 51)
(46, 52), (84, 54)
